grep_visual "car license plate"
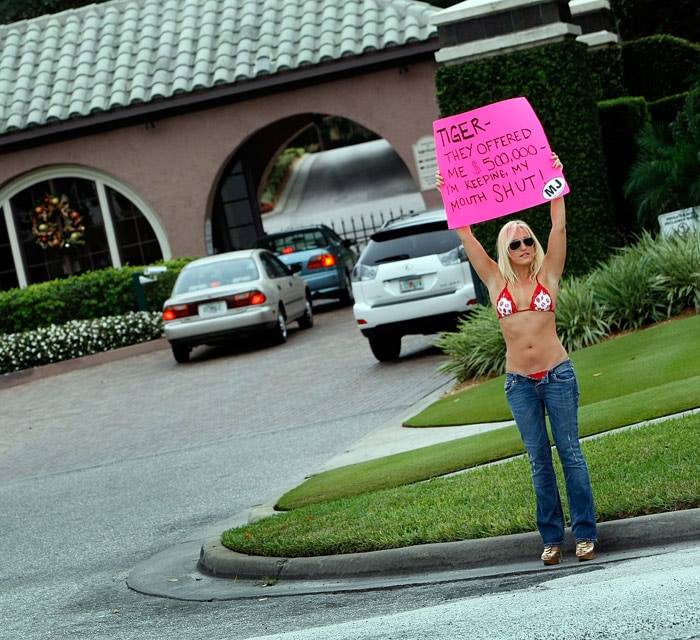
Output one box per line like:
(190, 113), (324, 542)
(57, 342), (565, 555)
(400, 276), (423, 293)
(198, 300), (227, 317)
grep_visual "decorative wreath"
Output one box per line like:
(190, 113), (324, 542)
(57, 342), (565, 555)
(31, 194), (86, 249)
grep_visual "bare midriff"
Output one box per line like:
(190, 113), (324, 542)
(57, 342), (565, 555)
(499, 311), (568, 375)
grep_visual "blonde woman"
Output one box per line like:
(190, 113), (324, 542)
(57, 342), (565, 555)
(437, 155), (596, 565)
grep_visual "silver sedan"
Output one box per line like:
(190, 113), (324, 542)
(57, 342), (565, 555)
(162, 248), (313, 362)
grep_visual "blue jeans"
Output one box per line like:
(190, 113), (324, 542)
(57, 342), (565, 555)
(504, 359), (597, 546)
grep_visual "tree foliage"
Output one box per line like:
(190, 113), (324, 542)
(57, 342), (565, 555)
(609, 0), (700, 43)
(0, 0), (105, 24)
(624, 87), (700, 227)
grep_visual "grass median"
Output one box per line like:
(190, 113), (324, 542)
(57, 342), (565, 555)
(221, 314), (700, 558)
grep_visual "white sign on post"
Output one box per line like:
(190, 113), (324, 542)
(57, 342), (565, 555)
(412, 136), (438, 192)
(658, 207), (699, 238)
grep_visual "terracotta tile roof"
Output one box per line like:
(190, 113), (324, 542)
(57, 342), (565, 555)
(0, 0), (438, 136)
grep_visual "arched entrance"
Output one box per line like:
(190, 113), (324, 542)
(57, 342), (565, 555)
(210, 113), (420, 254)
(210, 113), (326, 254)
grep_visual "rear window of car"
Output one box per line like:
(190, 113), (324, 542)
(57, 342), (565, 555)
(255, 230), (327, 254)
(173, 258), (259, 293)
(359, 221), (460, 266)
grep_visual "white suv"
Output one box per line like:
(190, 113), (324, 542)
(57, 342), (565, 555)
(351, 208), (479, 361)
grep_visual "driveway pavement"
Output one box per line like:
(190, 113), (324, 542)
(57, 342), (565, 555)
(261, 139), (427, 234)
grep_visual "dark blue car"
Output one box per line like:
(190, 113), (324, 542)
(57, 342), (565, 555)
(254, 225), (358, 306)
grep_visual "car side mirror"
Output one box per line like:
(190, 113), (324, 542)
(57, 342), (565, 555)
(289, 263), (303, 274)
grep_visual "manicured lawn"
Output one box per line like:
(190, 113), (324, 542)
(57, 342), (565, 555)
(222, 414), (700, 557)
(220, 314), (700, 557)
(405, 314), (700, 427)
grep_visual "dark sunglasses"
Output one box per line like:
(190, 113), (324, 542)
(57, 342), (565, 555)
(509, 237), (535, 251)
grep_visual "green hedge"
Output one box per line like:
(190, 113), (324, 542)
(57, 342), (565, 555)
(647, 92), (693, 124)
(586, 45), (626, 103)
(0, 258), (193, 335)
(585, 35), (700, 104)
(435, 39), (617, 276)
(436, 229), (700, 383)
(598, 96), (650, 239)
(619, 35), (700, 102)
(588, 36), (700, 238)
(435, 35), (700, 266)
(261, 147), (305, 207)
(609, 0), (700, 44)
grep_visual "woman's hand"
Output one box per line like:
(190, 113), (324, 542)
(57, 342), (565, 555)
(551, 153), (563, 171)
(435, 170), (444, 190)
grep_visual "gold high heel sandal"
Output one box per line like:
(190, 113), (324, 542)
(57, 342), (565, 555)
(576, 541), (595, 561)
(541, 546), (562, 565)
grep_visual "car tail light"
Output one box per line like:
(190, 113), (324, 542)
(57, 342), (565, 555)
(163, 304), (194, 321)
(281, 247), (295, 254)
(307, 253), (336, 269)
(438, 245), (468, 266)
(234, 291), (266, 306)
(352, 263), (378, 281)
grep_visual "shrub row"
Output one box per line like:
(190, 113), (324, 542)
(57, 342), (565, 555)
(435, 229), (700, 382)
(435, 35), (700, 272)
(260, 147), (305, 210)
(0, 311), (163, 375)
(0, 258), (192, 335)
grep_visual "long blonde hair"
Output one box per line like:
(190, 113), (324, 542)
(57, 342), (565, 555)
(496, 220), (544, 286)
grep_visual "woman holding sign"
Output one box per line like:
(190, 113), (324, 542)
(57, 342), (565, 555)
(437, 154), (596, 565)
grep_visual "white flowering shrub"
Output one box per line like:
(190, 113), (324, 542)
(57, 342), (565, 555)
(0, 311), (163, 375)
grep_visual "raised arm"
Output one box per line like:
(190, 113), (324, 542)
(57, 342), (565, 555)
(454, 225), (500, 288)
(436, 170), (500, 287)
(542, 196), (566, 277)
(541, 154), (567, 282)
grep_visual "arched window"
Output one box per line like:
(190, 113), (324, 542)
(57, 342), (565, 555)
(0, 167), (170, 290)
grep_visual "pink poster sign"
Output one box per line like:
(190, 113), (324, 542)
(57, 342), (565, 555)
(433, 97), (569, 228)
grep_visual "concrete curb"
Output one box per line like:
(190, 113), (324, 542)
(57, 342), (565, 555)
(198, 508), (700, 582)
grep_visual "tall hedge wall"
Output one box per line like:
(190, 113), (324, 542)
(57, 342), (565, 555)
(597, 97), (650, 238)
(618, 35), (700, 102)
(435, 39), (617, 277)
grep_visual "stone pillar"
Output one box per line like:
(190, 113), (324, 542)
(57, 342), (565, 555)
(569, 0), (620, 48)
(432, 0), (582, 65)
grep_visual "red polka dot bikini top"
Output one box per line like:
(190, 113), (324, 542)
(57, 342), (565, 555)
(496, 280), (554, 319)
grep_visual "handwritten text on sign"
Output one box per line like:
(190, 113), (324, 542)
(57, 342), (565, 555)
(433, 97), (568, 228)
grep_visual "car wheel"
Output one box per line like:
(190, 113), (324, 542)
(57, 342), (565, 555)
(368, 332), (401, 362)
(171, 343), (190, 363)
(298, 295), (314, 329)
(269, 306), (288, 345)
(338, 271), (354, 306)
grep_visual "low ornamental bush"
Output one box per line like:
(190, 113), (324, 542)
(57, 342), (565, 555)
(0, 312), (163, 375)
